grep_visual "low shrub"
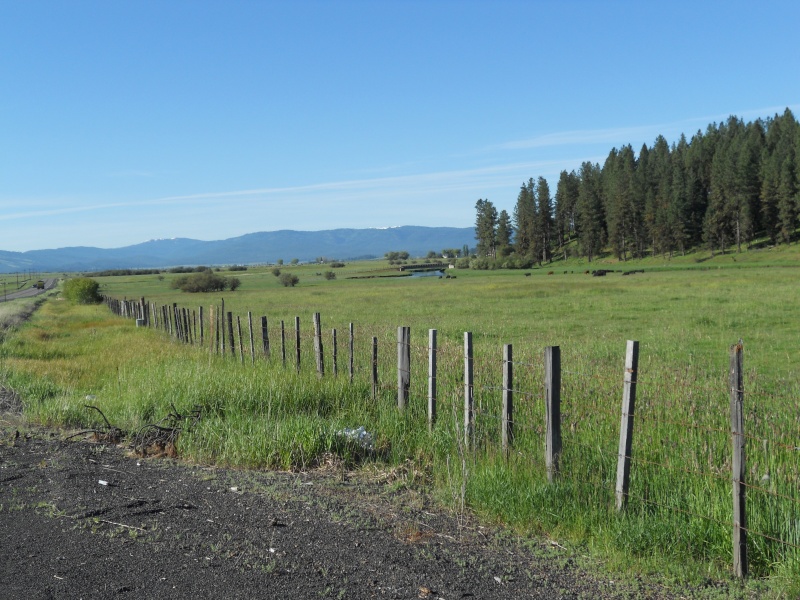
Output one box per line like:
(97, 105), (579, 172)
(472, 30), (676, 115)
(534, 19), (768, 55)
(279, 273), (299, 287)
(63, 277), (101, 304)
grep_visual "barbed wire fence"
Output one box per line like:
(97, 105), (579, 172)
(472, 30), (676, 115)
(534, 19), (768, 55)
(105, 295), (800, 578)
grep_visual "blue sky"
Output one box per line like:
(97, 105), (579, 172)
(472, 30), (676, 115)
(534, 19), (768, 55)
(2, 0), (798, 252)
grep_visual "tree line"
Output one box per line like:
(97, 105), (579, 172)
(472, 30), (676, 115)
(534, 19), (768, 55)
(474, 109), (800, 264)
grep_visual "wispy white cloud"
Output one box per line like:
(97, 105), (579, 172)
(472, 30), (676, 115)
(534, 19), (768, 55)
(0, 153), (605, 230)
(492, 105), (800, 153)
(106, 169), (157, 178)
(494, 125), (663, 151)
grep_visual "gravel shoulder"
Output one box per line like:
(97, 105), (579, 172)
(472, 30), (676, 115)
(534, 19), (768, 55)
(0, 413), (690, 600)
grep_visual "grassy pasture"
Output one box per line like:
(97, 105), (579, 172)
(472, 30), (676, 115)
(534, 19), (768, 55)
(2, 250), (800, 593)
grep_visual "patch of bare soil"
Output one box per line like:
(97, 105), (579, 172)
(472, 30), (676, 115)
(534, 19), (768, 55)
(0, 420), (697, 600)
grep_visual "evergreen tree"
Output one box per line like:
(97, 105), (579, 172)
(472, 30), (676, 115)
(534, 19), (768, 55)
(686, 126), (717, 247)
(554, 170), (580, 259)
(761, 109), (799, 244)
(732, 120), (764, 249)
(631, 144), (651, 257)
(474, 199), (498, 258)
(513, 179), (536, 256)
(536, 176), (553, 264)
(669, 135), (691, 256)
(496, 210), (513, 257)
(777, 155), (798, 243)
(650, 135), (673, 256)
(577, 162), (605, 261)
(603, 146), (639, 260)
(705, 129), (735, 255)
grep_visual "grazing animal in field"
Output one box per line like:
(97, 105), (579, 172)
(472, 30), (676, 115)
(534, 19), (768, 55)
(524, 272), (531, 277)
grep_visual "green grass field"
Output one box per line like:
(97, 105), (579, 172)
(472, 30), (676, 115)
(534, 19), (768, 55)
(2, 246), (799, 595)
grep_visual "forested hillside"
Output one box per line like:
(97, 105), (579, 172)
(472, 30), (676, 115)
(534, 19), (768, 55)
(475, 108), (800, 265)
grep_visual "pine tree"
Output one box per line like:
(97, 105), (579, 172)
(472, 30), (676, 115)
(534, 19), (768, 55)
(554, 170), (579, 259)
(512, 179), (536, 256)
(669, 135), (691, 256)
(603, 146), (638, 260)
(474, 199), (498, 258)
(761, 109), (799, 244)
(777, 155), (798, 243)
(536, 176), (553, 264)
(496, 210), (513, 257)
(577, 162), (605, 261)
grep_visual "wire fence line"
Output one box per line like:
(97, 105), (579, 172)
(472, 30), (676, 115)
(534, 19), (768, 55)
(105, 296), (799, 578)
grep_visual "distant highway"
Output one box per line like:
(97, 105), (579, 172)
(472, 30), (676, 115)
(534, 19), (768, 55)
(0, 278), (58, 302)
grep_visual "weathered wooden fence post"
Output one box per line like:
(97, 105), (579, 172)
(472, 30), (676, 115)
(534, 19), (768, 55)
(248, 312), (255, 365)
(428, 329), (437, 431)
(199, 306), (204, 346)
(176, 305), (183, 341)
(313, 313), (324, 377)
(208, 306), (215, 354)
(502, 344), (513, 455)
(371, 336), (379, 400)
(220, 299), (225, 354)
(280, 320), (286, 367)
(294, 316), (301, 372)
(615, 340), (639, 511)
(730, 340), (747, 579)
(545, 346), (562, 482)
(215, 306), (220, 354)
(227, 312), (235, 360)
(237, 316), (244, 364)
(397, 326), (410, 410)
(261, 316), (270, 359)
(332, 329), (338, 377)
(349, 323), (354, 383)
(464, 332), (474, 450)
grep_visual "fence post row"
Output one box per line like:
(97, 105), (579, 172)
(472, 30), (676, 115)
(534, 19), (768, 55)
(397, 326), (410, 410)
(502, 344), (513, 455)
(428, 329), (437, 431)
(104, 296), (762, 582)
(615, 340), (640, 511)
(464, 331), (474, 451)
(730, 341), (747, 579)
(545, 346), (561, 482)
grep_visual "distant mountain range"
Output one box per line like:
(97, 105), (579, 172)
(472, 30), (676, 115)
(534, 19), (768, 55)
(0, 226), (474, 274)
